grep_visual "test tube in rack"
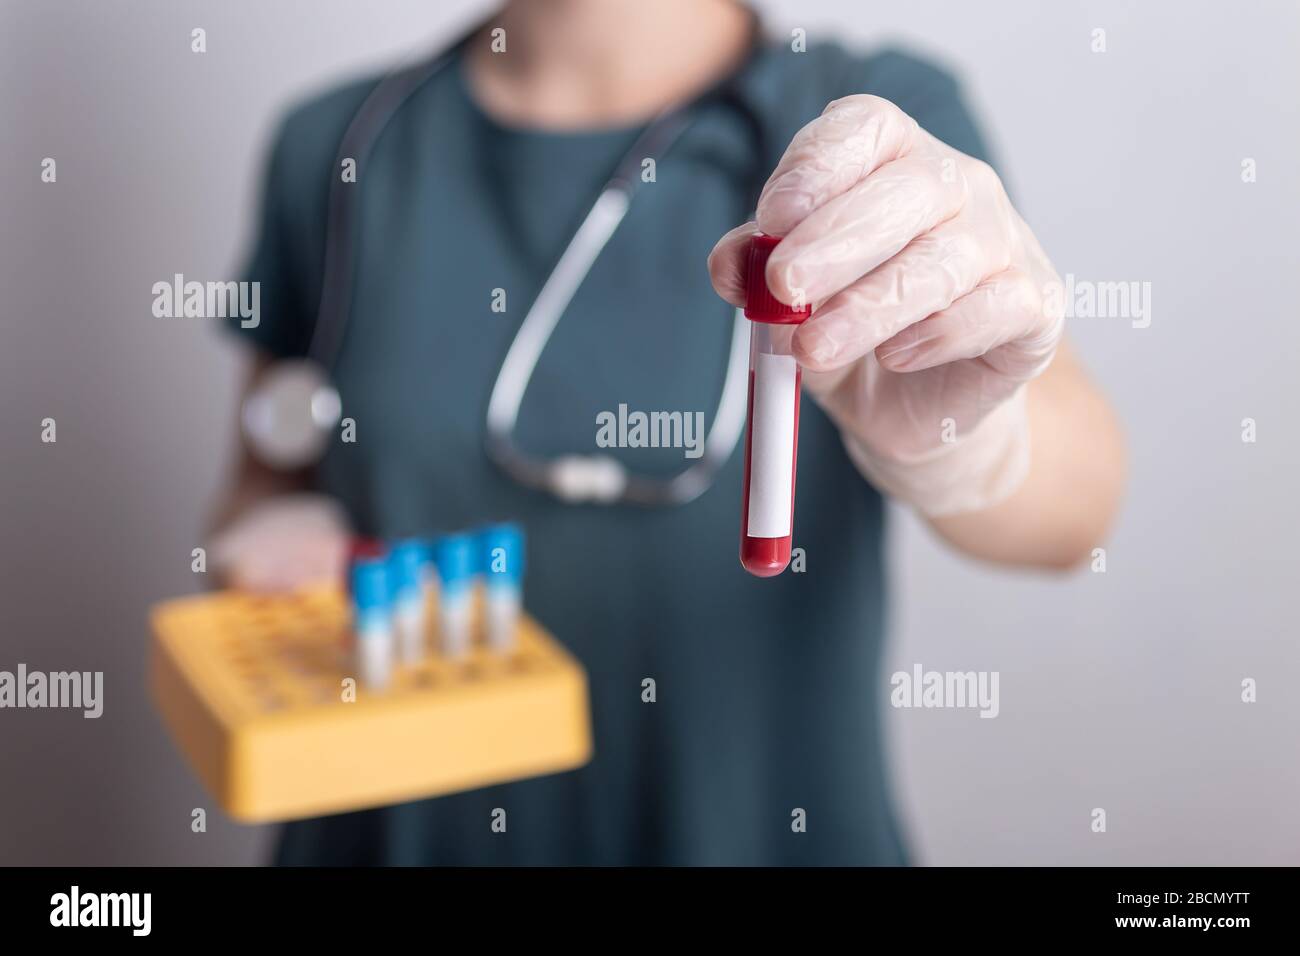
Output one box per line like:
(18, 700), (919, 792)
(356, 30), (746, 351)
(479, 523), (525, 653)
(433, 533), (476, 659)
(351, 557), (394, 688)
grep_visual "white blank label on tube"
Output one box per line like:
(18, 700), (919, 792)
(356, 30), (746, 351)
(747, 351), (797, 537)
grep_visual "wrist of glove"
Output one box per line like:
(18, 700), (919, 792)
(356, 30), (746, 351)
(838, 385), (1031, 517)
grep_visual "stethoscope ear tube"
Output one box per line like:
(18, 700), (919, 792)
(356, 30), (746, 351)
(309, 47), (467, 374)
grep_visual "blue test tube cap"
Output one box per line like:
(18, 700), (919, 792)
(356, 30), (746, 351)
(417, 538), (436, 573)
(351, 557), (390, 612)
(433, 532), (477, 593)
(388, 538), (426, 598)
(479, 522), (525, 585)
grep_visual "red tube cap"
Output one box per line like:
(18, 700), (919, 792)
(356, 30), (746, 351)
(744, 233), (812, 324)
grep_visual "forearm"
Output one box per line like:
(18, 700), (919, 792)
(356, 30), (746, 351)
(926, 341), (1125, 570)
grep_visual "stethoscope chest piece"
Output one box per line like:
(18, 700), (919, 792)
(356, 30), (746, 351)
(241, 359), (342, 469)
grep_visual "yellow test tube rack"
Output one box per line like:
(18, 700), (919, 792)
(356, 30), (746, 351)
(150, 587), (592, 823)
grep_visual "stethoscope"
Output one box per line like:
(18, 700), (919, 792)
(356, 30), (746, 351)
(242, 23), (768, 508)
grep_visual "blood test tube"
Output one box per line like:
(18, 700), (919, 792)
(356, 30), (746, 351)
(351, 557), (393, 689)
(740, 233), (811, 577)
(478, 523), (525, 653)
(433, 533), (476, 659)
(388, 539), (428, 664)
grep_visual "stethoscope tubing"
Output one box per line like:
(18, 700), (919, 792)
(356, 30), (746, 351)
(270, 20), (770, 507)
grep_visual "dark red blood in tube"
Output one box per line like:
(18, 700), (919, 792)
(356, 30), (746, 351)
(740, 368), (802, 576)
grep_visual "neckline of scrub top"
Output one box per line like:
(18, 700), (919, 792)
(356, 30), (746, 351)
(451, 52), (653, 143)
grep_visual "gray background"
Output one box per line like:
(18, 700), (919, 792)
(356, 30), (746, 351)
(1, 0), (1296, 865)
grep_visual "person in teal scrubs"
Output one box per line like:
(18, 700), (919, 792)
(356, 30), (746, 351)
(216, 0), (1124, 865)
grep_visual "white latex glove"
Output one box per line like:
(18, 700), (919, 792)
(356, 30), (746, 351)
(709, 95), (1065, 516)
(210, 493), (351, 593)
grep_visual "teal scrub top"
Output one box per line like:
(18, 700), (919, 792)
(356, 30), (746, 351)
(228, 40), (993, 865)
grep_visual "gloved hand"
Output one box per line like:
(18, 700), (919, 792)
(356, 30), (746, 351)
(210, 493), (351, 593)
(709, 94), (1065, 516)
